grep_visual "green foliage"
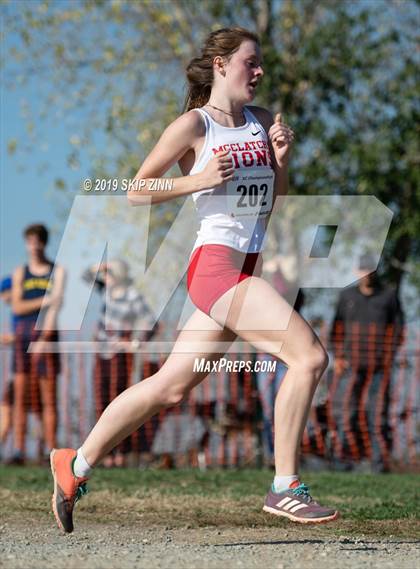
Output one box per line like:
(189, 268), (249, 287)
(3, 0), (419, 285)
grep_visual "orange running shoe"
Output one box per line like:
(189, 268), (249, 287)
(50, 448), (89, 533)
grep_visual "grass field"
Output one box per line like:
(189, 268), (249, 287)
(2, 466), (419, 569)
(1, 466), (419, 538)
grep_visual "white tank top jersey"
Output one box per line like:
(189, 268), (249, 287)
(189, 106), (275, 254)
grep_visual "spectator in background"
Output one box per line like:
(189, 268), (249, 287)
(83, 259), (156, 467)
(0, 276), (17, 456)
(329, 253), (404, 472)
(151, 404), (207, 469)
(11, 224), (65, 464)
(1, 276), (44, 462)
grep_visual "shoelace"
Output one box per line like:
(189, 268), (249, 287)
(75, 483), (88, 503)
(291, 483), (312, 502)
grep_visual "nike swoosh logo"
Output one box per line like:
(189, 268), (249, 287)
(251, 130), (261, 136)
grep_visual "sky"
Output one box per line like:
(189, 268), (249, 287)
(1, 92), (85, 272)
(0, 3), (103, 330)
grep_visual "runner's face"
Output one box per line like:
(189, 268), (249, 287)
(224, 40), (264, 102)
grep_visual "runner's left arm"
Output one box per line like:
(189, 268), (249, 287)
(249, 107), (292, 214)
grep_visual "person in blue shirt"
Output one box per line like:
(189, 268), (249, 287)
(11, 224), (65, 463)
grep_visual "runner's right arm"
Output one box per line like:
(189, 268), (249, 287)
(127, 111), (234, 206)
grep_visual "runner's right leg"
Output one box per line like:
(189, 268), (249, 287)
(81, 310), (236, 466)
(51, 310), (236, 532)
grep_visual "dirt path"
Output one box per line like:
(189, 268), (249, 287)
(1, 521), (419, 569)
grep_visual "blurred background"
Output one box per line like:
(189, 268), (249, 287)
(1, 0), (418, 472)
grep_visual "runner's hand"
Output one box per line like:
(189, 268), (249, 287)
(199, 150), (235, 189)
(268, 113), (294, 167)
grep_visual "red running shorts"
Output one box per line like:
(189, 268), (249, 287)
(187, 244), (263, 316)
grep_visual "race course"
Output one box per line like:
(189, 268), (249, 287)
(1, 467), (419, 569)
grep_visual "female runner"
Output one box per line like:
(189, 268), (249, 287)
(50, 26), (339, 533)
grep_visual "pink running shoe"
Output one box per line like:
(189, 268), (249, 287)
(263, 480), (339, 524)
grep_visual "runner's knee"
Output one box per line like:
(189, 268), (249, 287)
(290, 344), (329, 379)
(160, 388), (188, 408)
